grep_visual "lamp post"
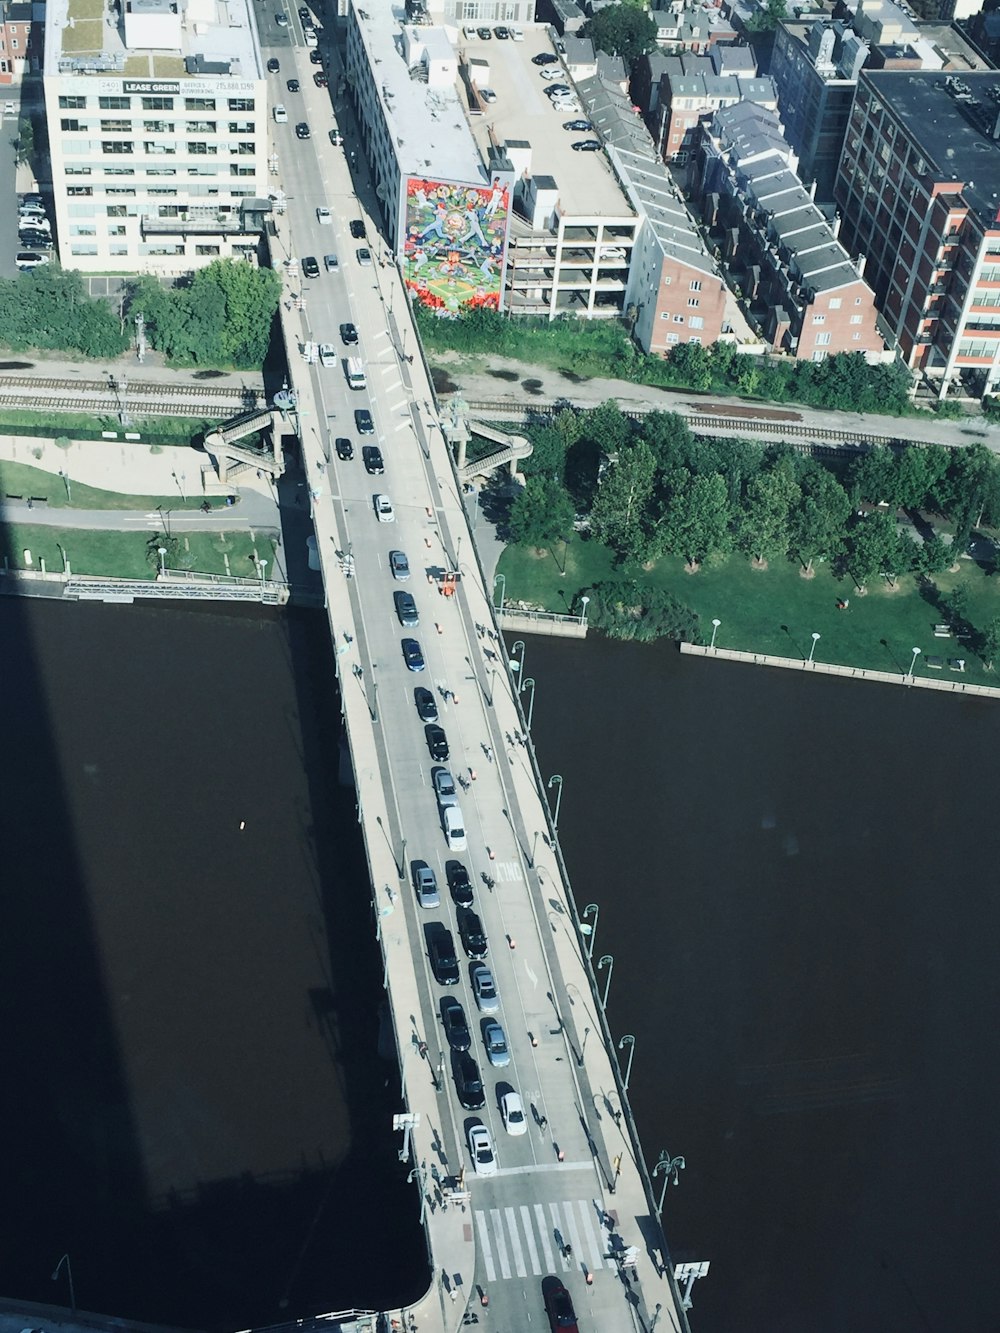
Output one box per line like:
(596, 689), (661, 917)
(399, 834), (407, 881)
(259, 558), (268, 589)
(652, 1150), (686, 1219)
(59, 469), (72, 501)
(597, 953), (614, 1011)
(580, 594), (590, 627)
(547, 774), (563, 829)
(808, 631), (820, 665)
(618, 1033), (636, 1091)
(157, 545), (167, 577)
(909, 645), (921, 678)
(494, 572), (506, 617)
(710, 617), (721, 650)
(522, 677), (536, 731)
(512, 639), (526, 687)
(407, 1163), (428, 1226)
(52, 1254), (76, 1312)
(581, 902), (599, 960)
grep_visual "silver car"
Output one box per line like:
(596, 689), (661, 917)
(482, 1019), (510, 1067)
(432, 767), (458, 808)
(471, 962), (499, 1013)
(412, 863), (440, 908)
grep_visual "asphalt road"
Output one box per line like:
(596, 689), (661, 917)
(1, 93), (23, 279)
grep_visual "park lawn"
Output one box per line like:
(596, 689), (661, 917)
(498, 535), (1000, 686)
(3, 525), (267, 581)
(0, 458), (228, 513)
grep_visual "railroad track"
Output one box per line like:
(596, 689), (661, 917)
(0, 392), (247, 417)
(0, 374), (261, 402)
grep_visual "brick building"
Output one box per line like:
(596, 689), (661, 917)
(645, 50), (777, 164)
(0, 0), (36, 85)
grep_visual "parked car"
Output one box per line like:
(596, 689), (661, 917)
(482, 1019), (510, 1067)
(563, 119), (592, 131)
(401, 637), (425, 672)
(362, 444), (384, 475)
(318, 343), (336, 368)
(390, 549), (410, 581)
(458, 908), (488, 960)
(275, 11), (288, 25)
(310, 48), (323, 63)
(467, 1121), (497, 1175)
(446, 859), (473, 907)
(350, 219), (367, 239)
(335, 437), (353, 460)
(412, 862), (440, 908)
(424, 723), (448, 760)
(394, 590), (418, 626)
(572, 139), (603, 152)
(328, 126), (343, 142)
(16, 252), (49, 270)
(480, 87), (497, 103)
(453, 1051), (485, 1109)
(441, 996), (471, 1051)
(414, 686), (437, 722)
(471, 962), (499, 1013)
(500, 1090), (527, 1136)
(314, 70), (329, 87)
(476, 25), (492, 38)
(356, 247), (372, 266)
(532, 52), (558, 64)
(428, 924), (459, 984)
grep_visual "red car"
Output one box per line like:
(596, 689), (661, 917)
(543, 1277), (579, 1332)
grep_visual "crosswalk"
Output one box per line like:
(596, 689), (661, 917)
(473, 1198), (617, 1282)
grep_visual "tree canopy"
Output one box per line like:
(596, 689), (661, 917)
(0, 268), (129, 358)
(583, 4), (658, 60)
(130, 260), (281, 367)
(507, 475), (576, 549)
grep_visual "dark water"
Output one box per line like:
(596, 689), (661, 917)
(0, 597), (426, 1329)
(525, 635), (1000, 1333)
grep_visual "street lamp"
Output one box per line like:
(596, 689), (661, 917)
(710, 617), (721, 650)
(157, 545), (167, 577)
(808, 631), (820, 665)
(652, 1150), (686, 1218)
(909, 646), (921, 678)
(52, 1254), (76, 1312)
(522, 677), (536, 731)
(580, 594), (590, 627)
(547, 774), (563, 829)
(581, 902), (599, 960)
(512, 639), (526, 687)
(59, 469), (72, 501)
(618, 1033), (636, 1091)
(494, 572), (506, 617)
(259, 558), (268, 588)
(406, 1163), (428, 1226)
(597, 953), (614, 1011)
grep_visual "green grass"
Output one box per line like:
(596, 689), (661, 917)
(498, 535), (1000, 685)
(0, 409), (214, 443)
(4, 526), (270, 581)
(0, 458), (233, 513)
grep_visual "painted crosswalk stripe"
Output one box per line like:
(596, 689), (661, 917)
(520, 1206), (542, 1275)
(490, 1207), (512, 1279)
(548, 1201), (571, 1271)
(474, 1211), (496, 1282)
(561, 1201), (586, 1270)
(576, 1199), (608, 1272)
(534, 1203), (557, 1273)
(504, 1206), (527, 1277)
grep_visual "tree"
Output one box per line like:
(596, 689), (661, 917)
(747, 0), (788, 31)
(849, 446), (901, 508)
(791, 468), (850, 573)
(737, 460), (801, 564)
(14, 116), (33, 166)
(979, 616), (1000, 670)
(912, 532), (953, 576)
(521, 424), (568, 482)
(582, 399), (632, 454)
(583, 4), (657, 60)
(642, 410), (698, 475)
(896, 444), (950, 511)
(586, 580), (699, 642)
(506, 475), (575, 549)
(192, 259), (282, 366)
(664, 341), (714, 392)
(590, 438), (657, 563)
(847, 511), (909, 589)
(661, 472), (731, 568)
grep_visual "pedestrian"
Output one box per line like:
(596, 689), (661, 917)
(539, 1115), (548, 1130)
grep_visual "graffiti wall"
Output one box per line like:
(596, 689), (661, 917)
(400, 174), (512, 313)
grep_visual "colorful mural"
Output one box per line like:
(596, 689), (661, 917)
(400, 174), (512, 313)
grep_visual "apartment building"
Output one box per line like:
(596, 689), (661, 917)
(835, 70), (1000, 397)
(646, 50), (777, 163)
(43, 0), (268, 274)
(0, 0), (37, 84)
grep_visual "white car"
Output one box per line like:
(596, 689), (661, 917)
(316, 206), (332, 225)
(442, 802), (467, 851)
(468, 1122), (498, 1177)
(539, 67), (564, 80)
(501, 1091), (527, 1136)
(374, 494), (395, 523)
(318, 343), (336, 368)
(273, 104), (287, 123)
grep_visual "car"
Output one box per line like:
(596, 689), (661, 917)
(273, 103), (287, 121)
(545, 84), (571, 96)
(500, 1090), (527, 1136)
(454, 1052), (486, 1109)
(441, 996), (471, 1051)
(402, 637), (425, 672)
(390, 549), (410, 581)
(298, 5), (309, 18)
(316, 206), (332, 225)
(494, 25), (510, 38)
(302, 255), (319, 278)
(540, 68), (564, 80)
(16, 252), (48, 270)
(458, 908), (488, 960)
(482, 1019), (510, 1067)
(310, 48), (323, 63)
(340, 321), (359, 345)
(295, 122), (310, 139)
(442, 803), (467, 851)
(543, 1278), (579, 1332)
(267, 57), (280, 72)
(563, 118), (593, 131)
(363, 444), (385, 475)
(467, 1121), (497, 1175)
(415, 687), (437, 722)
(354, 408), (374, 435)
(480, 87), (497, 103)
(324, 253), (338, 271)
(287, 77), (300, 92)
(19, 232), (51, 248)
(275, 11), (288, 24)
(533, 52), (558, 64)
(328, 126), (343, 143)
(18, 206), (47, 222)
(598, 246), (626, 260)
(476, 25), (492, 38)
(356, 246), (372, 266)
(394, 590), (418, 626)
(374, 493), (395, 523)
(572, 139), (603, 152)
(412, 862), (440, 908)
(303, 14), (314, 29)
(428, 926), (460, 985)
(314, 70), (329, 87)
(471, 962), (499, 1013)
(433, 767), (458, 808)
(318, 342), (336, 368)
(21, 193), (44, 205)
(350, 219), (367, 239)
(335, 437), (353, 461)
(511, 25), (524, 40)
(446, 859), (473, 907)
(425, 723), (448, 760)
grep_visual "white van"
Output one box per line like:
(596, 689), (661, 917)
(273, 104), (287, 123)
(305, 28), (317, 46)
(462, 24), (478, 39)
(442, 803), (467, 852)
(344, 356), (366, 389)
(16, 252), (49, 270)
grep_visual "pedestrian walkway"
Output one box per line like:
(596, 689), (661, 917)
(473, 1196), (618, 1282)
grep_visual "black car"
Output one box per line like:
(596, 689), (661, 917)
(494, 25), (510, 38)
(302, 255), (319, 278)
(394, 590), (418, 626)
(451, 1050), (485, 1109)
(458, 909), (488, 960)
(340, 321), (359, 345)
(402, 637), (425, 672)
(349, 219), (367, 239)
(354, 408), (374, 435)
(310, 48), (323, 63)
(295, 122), (310, 139)
(314, 70), (328, 87)
(476, 26), (492, 39)
(20, 232), (52, 249)
(563, 119), (593, 131)
(545, 85), (571, 97)
(425, 723), (449, 761)
(532, 52), (558, 64)
(267, 57), (279, 72)
(415, 687), (438, 722)
(440, 996), (471, 1052)
(428, 925), (460, 986)
(335, 437), (354, 461)
(572, 139), (602, 152)
(298, 4), (309, 17)
(287, 77), (300, 92)
(362, 444), (384, 475)
(543, 1278), (579, 1332)
(446, 860), (474, 908)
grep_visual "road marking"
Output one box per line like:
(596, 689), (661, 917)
(548, 1202), (571, 1272)
(495, 860), (522, 884)
(504, 1206), (527, 1277)
(534, 1203), (556, 1273)
(520, 1205), (542, 1275)
(562, 1201), (586, 1272)
(490, 1207), (511, 1279)
(474, 1212), (496, 1283)
(577, 1198), (609, 1271)
(523, 960), (538, 989)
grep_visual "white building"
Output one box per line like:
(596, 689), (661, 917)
(43, 0), (268, 274)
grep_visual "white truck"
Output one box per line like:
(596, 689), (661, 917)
(344, 356), (366, 389)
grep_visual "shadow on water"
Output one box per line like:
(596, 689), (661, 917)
(0, 570), (425, 1326)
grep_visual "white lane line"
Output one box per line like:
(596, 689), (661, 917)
(576, 1198), (607, 1272)
(395, 419), (411, 433)
(520, 1205), (542, 1275)
(490, 1207), (512, 1279)
(548, 1202), (571, 1272)
(534, 1203), (556, 1273)
(562, 1201), (586, 1273)
(474, 1211), (497, 1283)
(504, 1206), (527, 1277)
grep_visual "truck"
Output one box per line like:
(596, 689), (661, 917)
(344, 356), (366, 389)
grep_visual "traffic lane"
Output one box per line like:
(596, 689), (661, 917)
(0, 102), (23, 278)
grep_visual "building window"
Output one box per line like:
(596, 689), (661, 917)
(196, 245), (221, 255)
(689, 279), (701, 292)
(228, 98), (255, 111)
(815, 332), (832, 346)
(102, 141), (134, 154)
(228, 121), (253, 133)
(231, 165), (254, 176)
(106, 186), (136, 194)
(65, 167), (92, 176)
(687, 297), (699, 308)
(828, 297), (842, 309)
(107, 205), (127, 217)
(60, 119), (83, 131)
(852, 332), (861, 340)
(663, 275), (671, 285)
(142, 96), (174, 110)
(812, 314), (825, 325)
(812, 350), (827, 362)
(188, 121), (217, 133)
(688, 336), (701, 344)
(850, 314), (863, 324)
(667, 332), (679, 342)
(101, 120), (131, 132)
(99, 96), (130, 109)
(855, 296), (862, 305)
(143, 120), (175, 133)
(185, 97), (216, 110)
(689, 315), (704, 329)
(673, 313), (684, 324)
(67, 186), (93, 196)
(659, 312), (671, 319)
(59, 95), (86, 109)
(108, 226), (127, 236)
